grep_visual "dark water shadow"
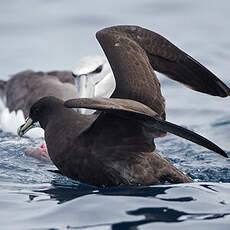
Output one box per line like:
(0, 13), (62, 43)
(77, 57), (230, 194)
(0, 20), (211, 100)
(35, 180), (174, 203)
(112, 208), (229, 230)
(31, 179), (230, 229)
(67, 207), (229, 230)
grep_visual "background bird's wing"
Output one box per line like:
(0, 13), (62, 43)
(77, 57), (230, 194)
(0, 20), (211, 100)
(65, 98), (228, 158)
(47, 71), (74, 85)
(6, 70), (38, 116)
(0, 79), (6, 102)
(6, 70), (76, 117)
(97, 25), (230, 97)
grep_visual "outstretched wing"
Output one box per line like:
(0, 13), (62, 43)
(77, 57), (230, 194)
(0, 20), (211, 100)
(65, 98), (228, 158)
(6, 70), (37, 116)
(96, 25), (230, 99)
(96, 26), (166, 118)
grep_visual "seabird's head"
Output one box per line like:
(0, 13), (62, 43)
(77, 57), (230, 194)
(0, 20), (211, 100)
(72, 55), (116, 99)
(17, 96), (64, 137)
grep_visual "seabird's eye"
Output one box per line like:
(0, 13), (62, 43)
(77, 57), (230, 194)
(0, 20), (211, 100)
(92, 65), (103, 74)
(72, 72), (77, 78)
(31, 107), (40, 117)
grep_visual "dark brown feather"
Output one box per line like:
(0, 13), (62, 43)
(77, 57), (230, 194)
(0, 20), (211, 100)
(65, 98), (228, 158)
(18, 25), (229, 187)
(32, 97), (192, 186)
(96, 25), (230, 98)
(96, 27), (166, 119)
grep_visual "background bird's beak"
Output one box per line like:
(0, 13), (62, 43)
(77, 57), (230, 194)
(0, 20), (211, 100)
(17, 117), (35, 137)
(74, 74), (95, 98)
(74, 74), (96, 114)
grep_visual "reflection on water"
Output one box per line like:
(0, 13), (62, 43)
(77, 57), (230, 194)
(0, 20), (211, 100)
(28, 182), (230, 230)
(212, 119), (230, 127)
(39, 182), (172, 203)
(0, 0), (230, 229)
(67, 209), (229, 230)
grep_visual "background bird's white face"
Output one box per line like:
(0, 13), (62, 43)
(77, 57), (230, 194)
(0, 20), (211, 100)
(72, 55), (116, 99)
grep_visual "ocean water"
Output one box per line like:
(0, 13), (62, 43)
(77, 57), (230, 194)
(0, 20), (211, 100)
(1, 0), (230, 229)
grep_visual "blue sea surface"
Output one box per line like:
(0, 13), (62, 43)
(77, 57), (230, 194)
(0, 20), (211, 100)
(0, 0), (230, 229)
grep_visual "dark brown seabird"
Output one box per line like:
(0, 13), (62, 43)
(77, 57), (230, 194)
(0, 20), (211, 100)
(18, 25), (230, 187)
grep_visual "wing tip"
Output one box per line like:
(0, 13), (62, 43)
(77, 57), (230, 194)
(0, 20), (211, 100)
(186, 55), (230, 97)
(214, 147), (229, 158)
(215, 80), (230, 97)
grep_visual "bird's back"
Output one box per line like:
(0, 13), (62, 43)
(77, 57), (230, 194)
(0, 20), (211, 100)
(6, 70), (76, 116)
(75, 113), (192, 186)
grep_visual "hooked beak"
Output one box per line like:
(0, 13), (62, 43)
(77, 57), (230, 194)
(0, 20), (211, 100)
(17, 117), (35, 137)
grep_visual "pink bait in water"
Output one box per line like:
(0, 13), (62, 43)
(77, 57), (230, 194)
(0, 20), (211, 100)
(24, 143), (51, 162)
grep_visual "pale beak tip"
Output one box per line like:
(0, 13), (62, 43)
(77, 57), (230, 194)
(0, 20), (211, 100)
(17, 126), (23, 138)
(17, 117), (35, 138)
